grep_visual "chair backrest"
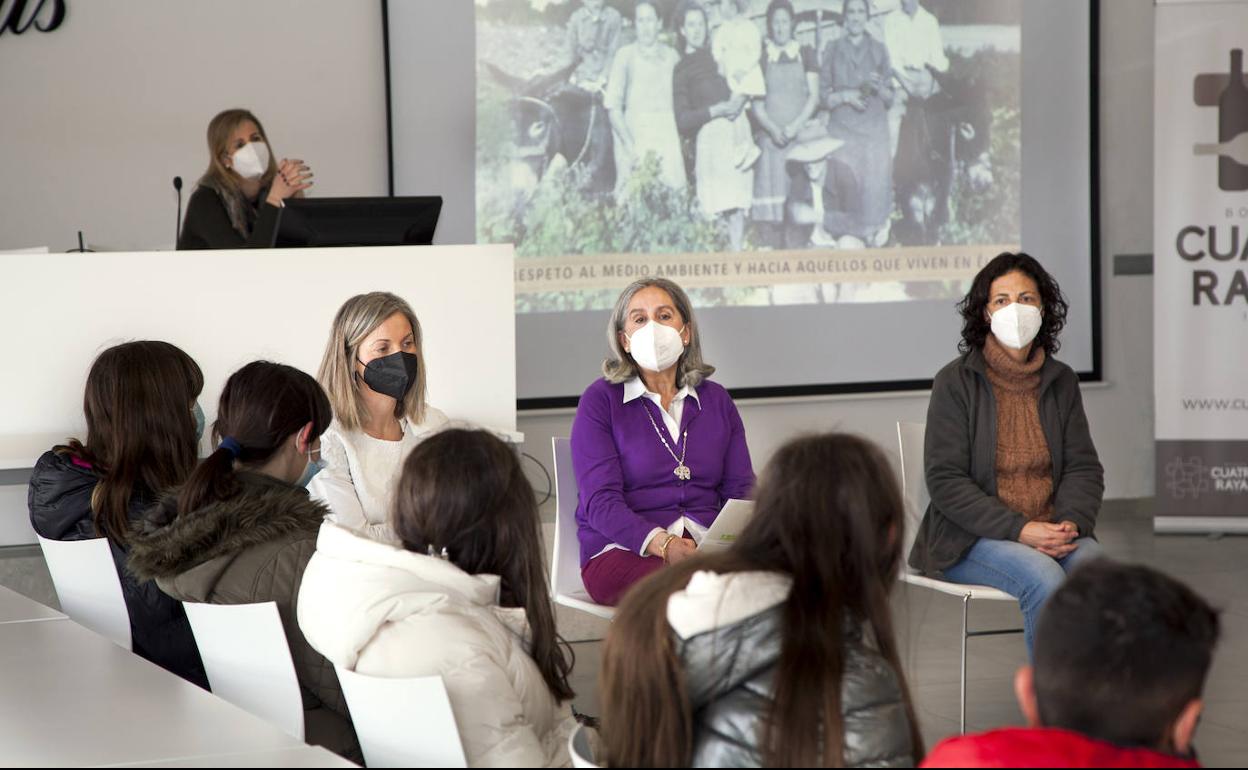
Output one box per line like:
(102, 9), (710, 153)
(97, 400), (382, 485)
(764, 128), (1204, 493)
(183, 601), (304, 741)
(896, 422), (929, 576)
(569, 723), (601, 769)
(335, 666), (468, 768)
(36, 535), (131, 649)
(551, 437), (588, 599)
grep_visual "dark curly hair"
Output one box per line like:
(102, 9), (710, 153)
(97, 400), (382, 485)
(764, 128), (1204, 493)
(958, 252), (1069, 357)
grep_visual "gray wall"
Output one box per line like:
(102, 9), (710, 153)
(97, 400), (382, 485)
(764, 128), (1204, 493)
(0, 1), (1157, 501)
(0, 0), (389, 252)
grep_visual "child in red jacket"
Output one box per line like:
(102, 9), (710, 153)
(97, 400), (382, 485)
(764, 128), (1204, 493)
(924, 561), (1217, 768)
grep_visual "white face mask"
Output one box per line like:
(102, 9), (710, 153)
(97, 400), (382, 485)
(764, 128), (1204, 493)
(230, 141), (270, 181)
(627, 320), (686, 373)
(990, 302), (1043, 350)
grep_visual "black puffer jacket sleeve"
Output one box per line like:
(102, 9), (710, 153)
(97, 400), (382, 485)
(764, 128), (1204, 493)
(28, 450), (98, 541)
(27, 451), (207, 688)
(112, 535), (208, 689)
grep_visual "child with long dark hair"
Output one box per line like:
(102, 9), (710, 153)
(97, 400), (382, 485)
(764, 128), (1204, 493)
(127, 361), (358, 761)
(29, 340), (208, 688)
(600, 432), (924, 767)
(297, 428), (576, 766)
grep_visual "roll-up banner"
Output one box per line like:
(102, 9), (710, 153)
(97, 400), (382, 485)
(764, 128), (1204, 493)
(1154, 0), (1248, 533)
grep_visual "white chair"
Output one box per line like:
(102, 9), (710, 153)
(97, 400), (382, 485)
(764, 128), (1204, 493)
(551, 438), (615, 620)
(183, 601), (305, 741)
(896, 421), (1024, 734)
(334, 666), (467, 768)
(36, 535), (131, 649)
(568, 723), (601, 768)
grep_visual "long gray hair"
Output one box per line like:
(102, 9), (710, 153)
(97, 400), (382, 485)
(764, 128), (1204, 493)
(602, 278), (715, 386)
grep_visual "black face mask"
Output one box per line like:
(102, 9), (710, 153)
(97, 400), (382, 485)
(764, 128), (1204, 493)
(357, 351), (420, 401)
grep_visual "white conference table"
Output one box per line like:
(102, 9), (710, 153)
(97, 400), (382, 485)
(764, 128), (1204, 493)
(0, 584), (66, 624)
(0, 618), (312, 767)
(100, 746), (357, 767)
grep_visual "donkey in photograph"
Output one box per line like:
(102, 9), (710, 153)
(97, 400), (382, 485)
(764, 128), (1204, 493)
(485, 62), (616, 205)
(892, 61), (995, 245)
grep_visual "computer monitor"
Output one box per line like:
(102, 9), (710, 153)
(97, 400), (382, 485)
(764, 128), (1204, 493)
(273, 196), (442, 247)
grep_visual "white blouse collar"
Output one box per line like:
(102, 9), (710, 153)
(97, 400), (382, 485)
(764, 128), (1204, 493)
(622, 376), (700, 405)
(766, 39), (802, 63)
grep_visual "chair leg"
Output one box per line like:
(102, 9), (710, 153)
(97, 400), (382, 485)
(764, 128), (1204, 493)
(960, 593), (970, 735)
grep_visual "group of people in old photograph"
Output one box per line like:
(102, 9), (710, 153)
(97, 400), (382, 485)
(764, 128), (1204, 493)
(479, 0), (1017, 262)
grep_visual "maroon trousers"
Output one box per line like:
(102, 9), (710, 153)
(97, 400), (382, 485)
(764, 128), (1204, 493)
(581, 536), (696, 606)
(581, 549), (664, 606)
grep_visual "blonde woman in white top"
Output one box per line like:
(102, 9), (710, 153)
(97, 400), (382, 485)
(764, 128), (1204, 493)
(311, 292), (448, 543)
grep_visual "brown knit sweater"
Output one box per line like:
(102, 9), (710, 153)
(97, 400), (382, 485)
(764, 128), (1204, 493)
(983, 336), (1054, 522)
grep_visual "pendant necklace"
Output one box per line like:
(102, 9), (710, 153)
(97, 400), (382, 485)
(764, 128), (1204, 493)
(641, 401), (691, 480)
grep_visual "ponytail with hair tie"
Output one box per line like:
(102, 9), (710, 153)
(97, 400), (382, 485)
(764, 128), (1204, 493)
(174, 362), (332, 519)
(177, 435), (243, 516)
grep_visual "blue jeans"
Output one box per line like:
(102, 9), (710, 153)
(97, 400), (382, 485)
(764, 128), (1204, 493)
(942, 537), (1104, 656)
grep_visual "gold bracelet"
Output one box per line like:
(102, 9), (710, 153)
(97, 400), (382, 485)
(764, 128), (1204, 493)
(659, 533), (678, 562)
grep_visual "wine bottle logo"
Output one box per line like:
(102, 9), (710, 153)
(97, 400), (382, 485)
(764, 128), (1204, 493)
(1192, 48), (1248, 191)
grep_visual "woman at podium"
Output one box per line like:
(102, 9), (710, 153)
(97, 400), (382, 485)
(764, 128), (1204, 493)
(177, 108), (313, 249)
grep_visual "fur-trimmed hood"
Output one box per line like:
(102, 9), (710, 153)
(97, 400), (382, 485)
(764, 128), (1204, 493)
(128, 472), (359, 759)
(128, 471), (326, 587)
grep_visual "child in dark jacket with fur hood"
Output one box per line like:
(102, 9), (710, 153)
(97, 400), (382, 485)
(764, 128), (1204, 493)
(128, 361), (358, 763)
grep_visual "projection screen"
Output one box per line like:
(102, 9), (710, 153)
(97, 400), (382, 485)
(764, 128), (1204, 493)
(384, 0), (1099, 406)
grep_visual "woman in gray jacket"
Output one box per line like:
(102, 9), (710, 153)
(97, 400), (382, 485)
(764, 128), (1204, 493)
(910, 252), (1105, 655)
(599, 433), (922, 768)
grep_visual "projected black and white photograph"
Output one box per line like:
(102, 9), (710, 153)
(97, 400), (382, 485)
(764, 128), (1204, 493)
(476, 0), (1022, 311)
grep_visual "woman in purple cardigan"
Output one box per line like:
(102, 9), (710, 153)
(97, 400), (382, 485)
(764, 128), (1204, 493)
(571, 278), (755, 606)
